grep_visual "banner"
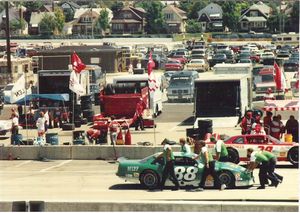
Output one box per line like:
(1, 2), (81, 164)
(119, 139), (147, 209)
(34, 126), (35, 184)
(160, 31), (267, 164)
(69, 70), (85, 95)
(11, 74), (26, 103)
(147, 51), (158, 93)
(274, 62), (286, 91)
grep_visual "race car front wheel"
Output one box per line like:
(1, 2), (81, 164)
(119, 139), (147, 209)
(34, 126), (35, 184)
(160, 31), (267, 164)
(287, 147), (299, 167)
(140, 170), (160, 189)
(218, 170), (235, 188)
(227, 148), (240, 164)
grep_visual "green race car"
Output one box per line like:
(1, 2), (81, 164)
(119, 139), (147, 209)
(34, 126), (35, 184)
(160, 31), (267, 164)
(116, 152), (254, 189)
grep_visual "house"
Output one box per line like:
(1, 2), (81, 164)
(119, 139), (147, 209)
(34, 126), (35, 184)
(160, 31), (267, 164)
(111, 6), (146, 34)
(197, 3), (223, 32)
(0, 6), (28, 36)
(239, 1), (271, 32)
(162, 4), (187, 34)
(72, 8), (113, 36)
(29, 11), (55, 35)
(61, 1), (80, 12)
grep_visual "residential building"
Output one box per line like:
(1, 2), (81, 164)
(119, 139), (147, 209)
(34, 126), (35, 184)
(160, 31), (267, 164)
(0, 6), (28, 36)
(111, 6), (146, 34)
(72, 8), (113, 36)
(162, 4), (187, 34)
(29, 11), (55, 35)
(239, 1), (271, 32)
(197, 3), (223, 32)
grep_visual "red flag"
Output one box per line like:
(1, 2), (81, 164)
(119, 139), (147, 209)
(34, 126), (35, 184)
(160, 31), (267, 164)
(274, 62), (286, 91)
(296, 80), (299, 89)
(147, 51), (158, 93)
(147, 52), (155, 75)
(72, 52), (86, 73)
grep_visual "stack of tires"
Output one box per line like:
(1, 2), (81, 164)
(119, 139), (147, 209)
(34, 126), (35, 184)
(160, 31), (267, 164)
(73, 104), (82, 128)
(197, 119), (213, 140)
(81, 95), (94, 123)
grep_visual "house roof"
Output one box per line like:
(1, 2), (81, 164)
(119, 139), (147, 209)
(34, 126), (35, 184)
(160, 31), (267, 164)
(61, 0), (80, 9)
(250, 1), (271, 15)
(74, 8), (112, 19)
(30, 12), (55, 25)
(197, 3), (223, 21)
(162, 4), (187, 20)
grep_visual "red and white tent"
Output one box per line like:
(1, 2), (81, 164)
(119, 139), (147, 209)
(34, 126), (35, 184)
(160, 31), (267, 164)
(263, 100), (299, 111)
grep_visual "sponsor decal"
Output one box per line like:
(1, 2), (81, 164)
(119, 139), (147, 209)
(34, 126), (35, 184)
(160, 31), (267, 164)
(175, 166), (198, 182)
(127, 166), (139, 172)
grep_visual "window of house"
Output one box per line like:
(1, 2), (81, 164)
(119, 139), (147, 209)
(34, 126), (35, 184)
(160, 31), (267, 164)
(123, 12), (132, 19)
(113, 23), (123, 30)
(165, 13), (174, 20)
(14, 66), (18, 73)
(82, 16), (92, 23)
(242, 22), (247, 28)
(250, 11), (258, 16)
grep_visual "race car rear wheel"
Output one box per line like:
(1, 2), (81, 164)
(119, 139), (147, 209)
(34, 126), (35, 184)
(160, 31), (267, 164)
(218, 170), (235, 189)
(140, 170), (160, 189)
(287, 147), (298, 167)
(227, 148), (240, 164)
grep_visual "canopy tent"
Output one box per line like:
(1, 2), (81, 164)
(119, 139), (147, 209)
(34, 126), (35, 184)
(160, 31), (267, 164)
(15, 94), (69, 105)
(263, 100), (299, 111)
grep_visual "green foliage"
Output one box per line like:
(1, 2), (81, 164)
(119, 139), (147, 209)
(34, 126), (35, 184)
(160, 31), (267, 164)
(290, 1), (299, 32)
(64, 9), (75, 22)
(54, 7), (65, 33)
(39, 14), (56, 35)
(186, 19), (202, 33)
(179, 0), (209, 19)
(10, 18), (26, 31)
(22, 0), (43, 11)
(140, 1), (167, 34)
(222, 2), (249, 32)
(95, 9), (110, 35)
(110, 1), (124, 15)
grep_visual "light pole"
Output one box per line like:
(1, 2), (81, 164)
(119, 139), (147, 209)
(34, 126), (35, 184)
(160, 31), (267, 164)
(5, 1), (12, 84)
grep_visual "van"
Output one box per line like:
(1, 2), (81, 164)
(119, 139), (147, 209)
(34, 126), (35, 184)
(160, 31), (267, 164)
(167, 71), (199, 102)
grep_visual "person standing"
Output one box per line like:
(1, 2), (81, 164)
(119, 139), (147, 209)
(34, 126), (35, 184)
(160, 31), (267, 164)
(10, 112), (19, 145)
(108, 116), (119, 145)
(240, 111), (254, 134)
(155, 141), (179, 191)
(270, 116), (284, 140)
(261, 150), (283, 186)
(193, 140), (224, 191)
(134, 98), (146, 131)
(36, 112), (46, 138)
(285, 115), (299, 142)
(263, 111), (273, 135)
(246, 148), (279, 189)
(179, 138), (191, 154)
(212, 137), (229, 162)
(44, 109), (49, 133)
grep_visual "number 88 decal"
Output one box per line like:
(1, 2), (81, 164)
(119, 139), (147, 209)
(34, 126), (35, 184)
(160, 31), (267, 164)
(175, 166), (198, 181)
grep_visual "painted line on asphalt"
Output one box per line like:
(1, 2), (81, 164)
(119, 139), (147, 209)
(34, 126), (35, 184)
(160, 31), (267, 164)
(39, 160), (73, 172)
(168, 126), (178, 132)
(14, 160), (32, 168)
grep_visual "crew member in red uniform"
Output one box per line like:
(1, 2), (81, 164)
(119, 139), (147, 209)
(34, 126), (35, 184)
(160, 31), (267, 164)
(134, 98), (146, 131)
(270, 116), (284, 139)
(108, 116), (120, 145)
(263, 111), (273, 135)
(240, 111), (254, 135)
(86, 129), (101, 144)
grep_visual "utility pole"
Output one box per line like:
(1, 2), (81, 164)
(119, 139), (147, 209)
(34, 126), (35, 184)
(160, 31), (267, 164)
(5, 1), (12, 84)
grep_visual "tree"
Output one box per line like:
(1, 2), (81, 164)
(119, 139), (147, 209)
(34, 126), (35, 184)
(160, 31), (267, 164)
(39, 14), (56, 35)
(10, 18), (26, 32)
(110, 1), (124, 15)
(64, 9), (75, 22)
(140, 1), (167, 34)
(289, 1), (299, 32)
(222, 2), (249, 32)
(179, 0), (209, 19)
(22, 0), (43, 11)
(54, 7), (65, 34)
(95, 9), (110, 35)
(186, 19), (202, 33)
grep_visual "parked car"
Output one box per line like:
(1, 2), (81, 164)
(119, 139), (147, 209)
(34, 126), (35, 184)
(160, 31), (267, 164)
(276, 50), (290, 60)
(169, 55), (189, 64)
(238, 58), (252, 64)
(191, 49), (206, 59)
(283, 60), (299, 72)
(186, 59), (209, 72)
(206, 134), (298, 167)
(209, 54), (227, 67)
(116, 152), (254, 189)
(164, 60), (183, 71)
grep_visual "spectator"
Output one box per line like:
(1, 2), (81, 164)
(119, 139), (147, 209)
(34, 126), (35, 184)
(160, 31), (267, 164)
(180, 138), (191, 153)
(251, 122), (266, 135)
(277, 114), (285, 138)
(10, 112), (19, 145)
(36, 112), (46, 138)
(285, 115), (299, 142)
(263, 111), (273, 134)
(240, 111), (254, 134)
(128, 63), (133, 74)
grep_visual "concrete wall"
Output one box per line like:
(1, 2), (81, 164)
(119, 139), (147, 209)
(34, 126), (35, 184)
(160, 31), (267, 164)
(0, 145), (182, 160)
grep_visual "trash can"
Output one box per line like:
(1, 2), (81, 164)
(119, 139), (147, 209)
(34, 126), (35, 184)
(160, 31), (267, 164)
(46, 133), (59, 145)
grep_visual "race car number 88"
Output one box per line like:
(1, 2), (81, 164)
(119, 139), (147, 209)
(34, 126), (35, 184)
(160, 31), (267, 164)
(258, 146), (273, 152)
(175, 167), (198, 181)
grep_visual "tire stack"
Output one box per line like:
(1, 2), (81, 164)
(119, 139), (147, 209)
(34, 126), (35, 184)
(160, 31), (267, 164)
(81, 95), (94, 123)
(197, 119), (213, 140)
(73, 104), (82, 128)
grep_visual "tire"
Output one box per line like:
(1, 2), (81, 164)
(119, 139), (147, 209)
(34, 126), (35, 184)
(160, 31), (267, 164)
(287, 147), (298, 167)
(218, 170), (235, 188)
(227, 148), (240, 164)
(140, 170), (160, 189)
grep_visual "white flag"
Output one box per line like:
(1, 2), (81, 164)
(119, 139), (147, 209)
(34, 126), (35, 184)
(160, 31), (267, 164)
(11, 74), (26, 103)
(69, 70), (85, 95)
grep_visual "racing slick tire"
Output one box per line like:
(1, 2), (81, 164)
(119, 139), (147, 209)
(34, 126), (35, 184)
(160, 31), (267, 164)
(218, 170), (235, 189)
(287, 147), (298, 167)
(227, 148), (240, 164)
(140, 170), (160, 189)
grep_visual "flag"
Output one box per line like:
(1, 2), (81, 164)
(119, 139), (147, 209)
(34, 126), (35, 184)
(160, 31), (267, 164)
(274, 62), (286, 91)
(69, 70), (85, 95)
(72, 52), (86, 73)
(147, 51), (158, 93)
(11, 74), (26, 103)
